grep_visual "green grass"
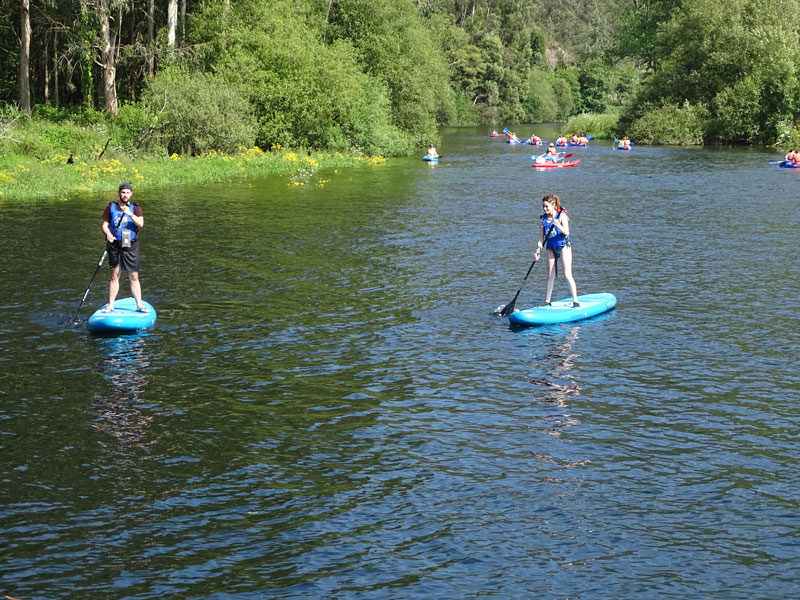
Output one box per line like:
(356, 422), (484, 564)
(0, 146), (387, 202)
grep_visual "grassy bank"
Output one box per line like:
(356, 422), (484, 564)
(0, 145), (387, 202)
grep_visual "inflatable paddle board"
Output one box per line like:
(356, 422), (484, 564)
(423, 155), (439, 162)
(508, 293), (616, 326)
(87, 297), (156, 334)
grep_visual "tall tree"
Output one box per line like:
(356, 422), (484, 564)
(19, 0), (31, 111)
(167, 0), (177, 48)
(96, 0), (120, 113)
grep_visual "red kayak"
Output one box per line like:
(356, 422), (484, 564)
(532, 159), (581, 168)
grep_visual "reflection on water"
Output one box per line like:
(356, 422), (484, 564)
(91, 334), (157, 451)
(524, 325), (591, 472)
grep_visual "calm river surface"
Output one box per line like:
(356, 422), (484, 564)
(1, 126), (799, 599)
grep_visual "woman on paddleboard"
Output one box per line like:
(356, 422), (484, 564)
(534, 194), (580, 308)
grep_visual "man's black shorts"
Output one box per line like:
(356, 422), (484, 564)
(107, 242), (140, 272)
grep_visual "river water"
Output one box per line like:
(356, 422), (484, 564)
(1, 126), (798, 599)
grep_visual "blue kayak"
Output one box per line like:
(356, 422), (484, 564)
(617, 145), (630, 151)
(779, 160), (800, 168)
(423, 155), (439, 162)
(87, 297), (156, 334)
(508, 293), (617, 326)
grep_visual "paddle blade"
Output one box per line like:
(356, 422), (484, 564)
(499, 300), (517, 317)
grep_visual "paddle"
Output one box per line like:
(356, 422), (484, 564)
(499, 211), (562, 317)
(66, 249), (107, 326)
(557, 153), (573, 162)
(767, 160), (784, 165)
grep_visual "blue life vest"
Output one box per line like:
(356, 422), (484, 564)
(541, 212), (570, 251)
(109, 202), (139, 243)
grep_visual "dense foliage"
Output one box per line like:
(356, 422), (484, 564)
(2, 0), (800, 155)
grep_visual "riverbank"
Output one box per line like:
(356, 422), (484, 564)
(0, 146), (387, 202)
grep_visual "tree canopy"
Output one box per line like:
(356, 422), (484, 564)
(2, 0), (800, 153)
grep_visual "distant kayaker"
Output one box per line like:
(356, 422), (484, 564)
(427, 144), (440, 158)
(534, 194), (579, 308)
(571, 134), (579, 144)
(556, 135), (568, 146)
(785, 149), (798, 164)
(578, 134), (589, 145)
(621, 136), (632, 149)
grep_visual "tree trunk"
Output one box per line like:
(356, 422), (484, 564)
(147, 0), (155, 76)
(19, 0), (32, 112)
(53, 31), (60, 107)
(44, 35), (51, 104)
(167, 0), (178, 49)
(180, 0), (186, 44)
(99, 0), (119, 114)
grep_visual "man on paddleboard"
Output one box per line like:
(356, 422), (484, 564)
(101, 183), (148, 313)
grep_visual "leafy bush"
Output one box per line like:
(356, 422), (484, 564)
(626, 101), (709, 145)
(565, 113), (619, 139)
(145, 68), (257, 155)
(109, 102), (167, 155)
(12, 117), (110, 159)
(707, 77), (761, 143)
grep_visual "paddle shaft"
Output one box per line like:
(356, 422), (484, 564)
(68, 249), (107, 324)
(500, 211), (562, 316)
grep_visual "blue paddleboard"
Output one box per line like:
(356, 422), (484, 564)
(87, 297), (156, 334)
(423, 155), (439, 162)
(508, 293), (616, 326)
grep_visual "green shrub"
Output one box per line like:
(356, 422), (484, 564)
(707, 77), (761, 143)
(109, 102), (167, 156)
(565, 113), (619, 140)
(13, 118), (110, 159)
(627, 101), (709, 145)
(145, 68), (257, 155)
